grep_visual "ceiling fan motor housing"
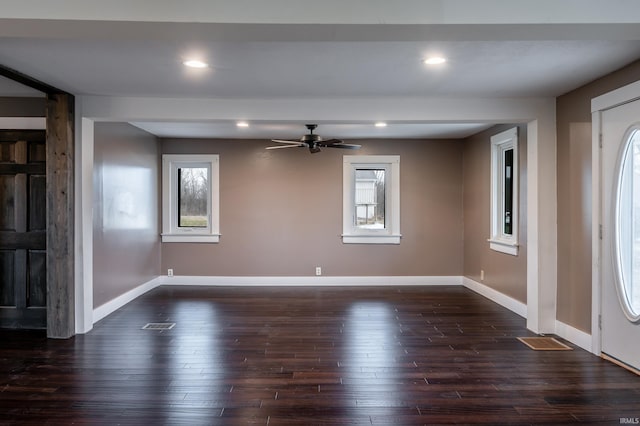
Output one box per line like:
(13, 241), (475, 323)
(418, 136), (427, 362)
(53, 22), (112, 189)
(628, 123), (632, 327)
(302, 124), (321, 142)
(302, 134), (321, 142)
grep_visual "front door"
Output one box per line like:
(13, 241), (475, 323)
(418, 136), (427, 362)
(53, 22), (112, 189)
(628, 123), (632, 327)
(601, 97), (640, 371)
(0, 130), (46, 329)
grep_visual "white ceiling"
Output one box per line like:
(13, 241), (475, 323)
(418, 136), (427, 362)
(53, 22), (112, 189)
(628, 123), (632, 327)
(1, 1), (640, 140)
(131, 121), (494, 140)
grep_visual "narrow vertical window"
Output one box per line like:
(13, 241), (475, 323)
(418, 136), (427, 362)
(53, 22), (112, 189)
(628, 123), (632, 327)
(489, 128), (518, 255)
(178, 167), (208, 228)
(503, 148), (513, 235)
(355, 169), (385, 229)
(343, 156), (400, 244)
(162, 155), (220, 243)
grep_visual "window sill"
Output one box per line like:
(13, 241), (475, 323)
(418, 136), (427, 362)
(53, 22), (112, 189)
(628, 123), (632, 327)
(488, 238), (518, 255)
(342, 234), (401, 244)
(162, 234), (220, 243)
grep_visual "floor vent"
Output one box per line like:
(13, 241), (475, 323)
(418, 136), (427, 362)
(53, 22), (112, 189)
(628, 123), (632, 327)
(142, 322), (175, 330)
(517, 336), (572, 351)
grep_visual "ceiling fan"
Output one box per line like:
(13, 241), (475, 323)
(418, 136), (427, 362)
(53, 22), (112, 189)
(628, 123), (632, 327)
(266, 124), (361, 154)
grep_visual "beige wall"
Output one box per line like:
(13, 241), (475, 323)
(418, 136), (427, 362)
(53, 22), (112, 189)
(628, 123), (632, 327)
(93, 123), (161, 307)
(462, 124), (528, 302)
(88, 57), (640, 322)
(161, 138), (464, 277)
(556, 59), (640, 333)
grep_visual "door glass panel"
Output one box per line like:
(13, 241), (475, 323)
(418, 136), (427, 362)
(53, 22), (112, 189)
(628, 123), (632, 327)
(615, 128), (640, 319)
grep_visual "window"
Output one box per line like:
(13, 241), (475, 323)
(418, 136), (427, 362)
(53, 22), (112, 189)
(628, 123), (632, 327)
(162, 154), (220, 243)
(343, 155), (400, 244)
(489, 127), (518, 255)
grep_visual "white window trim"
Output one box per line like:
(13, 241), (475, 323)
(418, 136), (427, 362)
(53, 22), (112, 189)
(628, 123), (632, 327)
(342, 155), (401, 244)
(488, 127), (519, 255)
(162, 154), (220, 243)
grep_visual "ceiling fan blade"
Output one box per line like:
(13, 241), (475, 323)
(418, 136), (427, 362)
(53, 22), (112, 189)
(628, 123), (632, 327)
(270, 125), (359, 153)
(317, 138), (344, 145)
(266, 144), (304, 150)
(271, 139), (303, 145)
(324, 143), (361, 149)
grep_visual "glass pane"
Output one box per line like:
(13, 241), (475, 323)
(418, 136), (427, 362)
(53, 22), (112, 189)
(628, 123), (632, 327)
(617, 129), (640, 317)
(503, 148), (514, 235)
(355, 169), (385, 229)
(178, 167), (208, 228)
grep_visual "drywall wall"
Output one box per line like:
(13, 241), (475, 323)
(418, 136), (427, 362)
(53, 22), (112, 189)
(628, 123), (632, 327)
(463, 124), (528, 302)
(93, 122), (160, 308)
(556, 59), (640, 333)
(161, 138), (464, 277)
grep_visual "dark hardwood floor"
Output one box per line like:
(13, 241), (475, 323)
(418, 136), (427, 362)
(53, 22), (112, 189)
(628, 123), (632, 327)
(1, 286), (639, 425)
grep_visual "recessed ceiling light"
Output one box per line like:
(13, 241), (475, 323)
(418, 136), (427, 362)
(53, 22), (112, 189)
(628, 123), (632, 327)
(236, 121), (249, 128)
(423, 57), (447, 65)
(183, 60), (209, 68)
(375, 122), (387, 128)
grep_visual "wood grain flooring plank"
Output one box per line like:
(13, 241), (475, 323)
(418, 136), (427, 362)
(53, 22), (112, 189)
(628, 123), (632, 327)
(1, 286), (639, 424)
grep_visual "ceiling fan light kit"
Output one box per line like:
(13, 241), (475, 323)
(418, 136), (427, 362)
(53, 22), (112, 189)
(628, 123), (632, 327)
(266, 124), (361, 154)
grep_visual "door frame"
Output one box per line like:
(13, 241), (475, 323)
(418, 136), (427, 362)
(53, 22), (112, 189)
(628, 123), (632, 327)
(0, 65), (75, 338)
(591, 79), (640, 355)
(75, 96), (558, 335)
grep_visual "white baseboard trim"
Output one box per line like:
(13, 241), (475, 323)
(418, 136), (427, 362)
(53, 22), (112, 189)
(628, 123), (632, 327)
(554, 320), (592, 353)
(462, 277), (528, 318)
(92, 275), (461, 326)
(460, 278), (593, 352)
(157, 275), (464, 287)
(93, 276), (163, 324)
(90, 275), (595, 354)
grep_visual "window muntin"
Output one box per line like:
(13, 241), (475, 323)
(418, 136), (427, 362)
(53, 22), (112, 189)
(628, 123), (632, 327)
(343, 156), (400, 244)
(162, 154), (219, 243)
(614, 127), (640, 321)
(489, 127), (518, 255)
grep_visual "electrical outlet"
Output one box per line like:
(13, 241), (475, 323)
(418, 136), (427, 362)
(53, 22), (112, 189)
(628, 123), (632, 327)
(168, 268), (174, 277)
(480, 269), (484, 281)
(315, 267), (322, 276)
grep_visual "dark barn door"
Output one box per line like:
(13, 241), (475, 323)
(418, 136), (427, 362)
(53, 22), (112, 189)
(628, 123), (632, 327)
(0, 130), (46, 329)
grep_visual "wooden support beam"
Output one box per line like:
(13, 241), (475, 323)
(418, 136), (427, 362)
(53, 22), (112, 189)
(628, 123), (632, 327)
(0, 64), (65, 95)
(46, 93), (75, 339)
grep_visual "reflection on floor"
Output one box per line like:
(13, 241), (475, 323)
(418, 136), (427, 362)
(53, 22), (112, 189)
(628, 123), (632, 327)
(1, 285), (639, 425)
